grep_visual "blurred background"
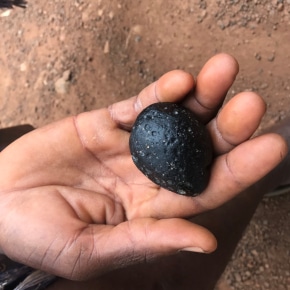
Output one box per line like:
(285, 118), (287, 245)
(0, 1), (289, 289)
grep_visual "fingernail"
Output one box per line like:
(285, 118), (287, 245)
(180, 247), (205, 253)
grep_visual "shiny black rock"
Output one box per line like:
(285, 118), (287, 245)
(129, 102), (212, 196)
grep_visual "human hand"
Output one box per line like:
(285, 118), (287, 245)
(0, 53), (287, 280)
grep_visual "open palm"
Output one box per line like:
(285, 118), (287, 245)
(0, 54), (287, 280)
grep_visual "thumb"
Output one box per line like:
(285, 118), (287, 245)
(74, 218), (216, 280)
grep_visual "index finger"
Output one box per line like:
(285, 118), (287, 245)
(108, 70), (195, 130)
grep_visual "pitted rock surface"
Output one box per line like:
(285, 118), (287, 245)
(129, 102), (212, 196)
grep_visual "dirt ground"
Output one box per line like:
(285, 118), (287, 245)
(0, 0), (290, 289)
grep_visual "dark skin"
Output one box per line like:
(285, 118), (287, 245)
(0, 53), (287, 281)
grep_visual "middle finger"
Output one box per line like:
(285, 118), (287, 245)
(183, 53), (239, 123)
